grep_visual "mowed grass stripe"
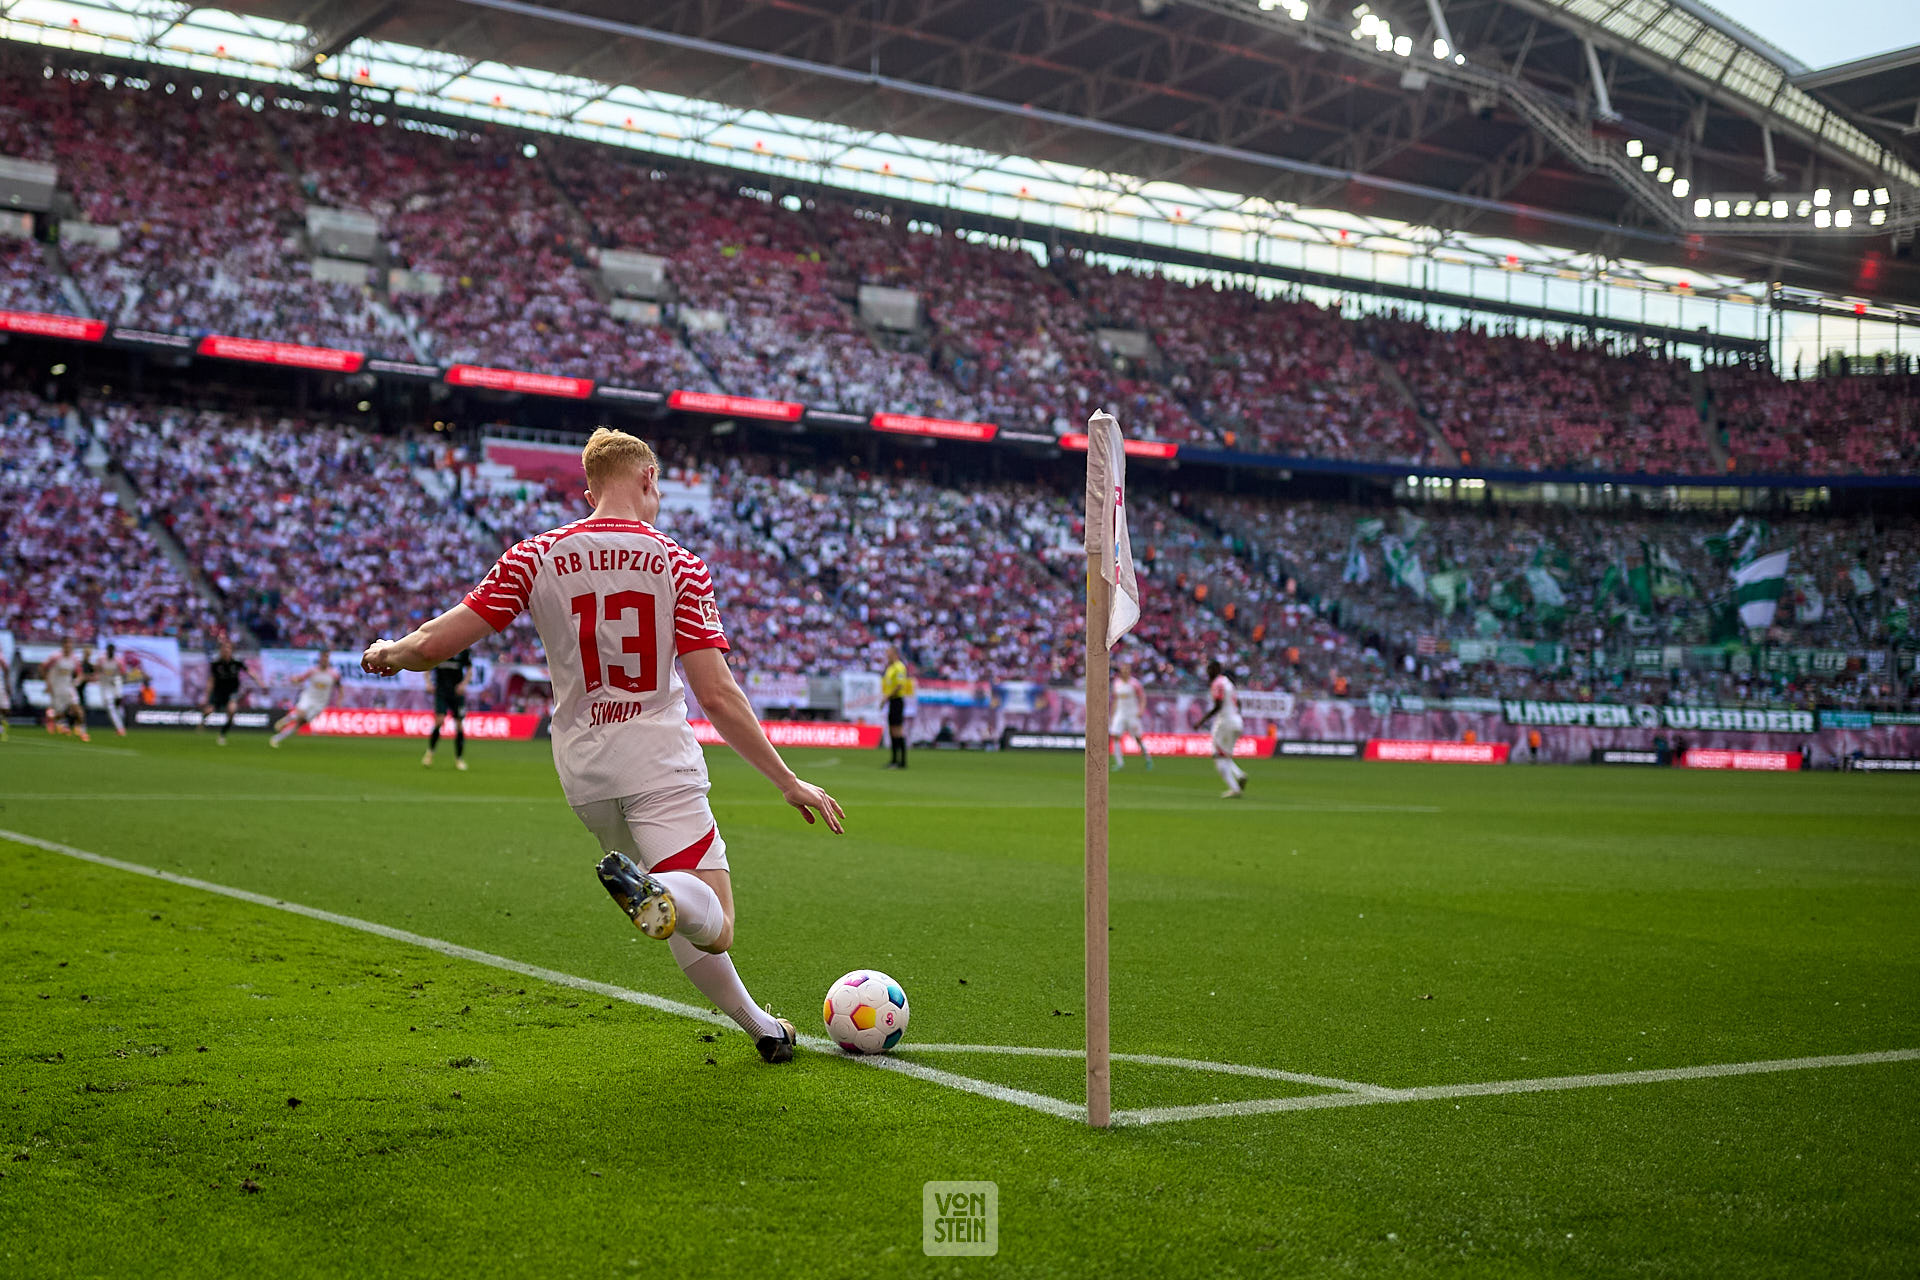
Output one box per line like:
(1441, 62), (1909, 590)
(0, 827), (1087, 1121)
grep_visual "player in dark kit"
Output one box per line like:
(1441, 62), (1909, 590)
(422, 648), (472, 771)
(200, 638), (251, 746)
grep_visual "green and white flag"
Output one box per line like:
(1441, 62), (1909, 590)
(1849, 565), (1876, 597)
(1429, 570), (1466, 616)
(1396, 511), (1427, 542)
(1790, 572), (1824, 624)
(1732, 550), (1791, 631)
(1342, 536), (1371, 585)
(1353, 517), (1385, 543)
(1382, 536), (1426, 596)
(1524, 566), (1565, 608)
(1650, 543), (1694, 599)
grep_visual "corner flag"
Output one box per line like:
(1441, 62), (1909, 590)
(1086, 410), (1140, 647)
(1082, 409), (1139, 1129)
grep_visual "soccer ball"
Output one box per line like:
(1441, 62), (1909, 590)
(822, 969), (910, 1054)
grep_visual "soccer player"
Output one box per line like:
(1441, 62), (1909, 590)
(422, 648), (472, 770)
(201, 639), (251, 745)
(40, 637), (88, 741)
(359, 427), (844, 1065)
(269, 651), (338, 747)
(1109, 660), (1151, 771)
(881, 646), (913, 769)
(1194, 659), (1249, 799)
(95, 643), (146, 737)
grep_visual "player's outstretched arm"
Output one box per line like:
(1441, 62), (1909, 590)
(682, 647), (845, 834)
(1195, 696), (1222, 729)
(362, 604), (496, 676)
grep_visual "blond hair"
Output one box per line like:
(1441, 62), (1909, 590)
(581, 427), (658, 491)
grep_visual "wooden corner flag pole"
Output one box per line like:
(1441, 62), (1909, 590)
(1084, 439), (1113, 1130)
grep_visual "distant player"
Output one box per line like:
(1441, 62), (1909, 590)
(1109, 660), (1151, 771)
(1194, 659), (1248, 798)
(95, 643), (146, 737)
(422, 648), (472, 771)
(40, 637), (89, 741)
(882, 646), (914, 769)
(201, 639), (252, 745)
(269, 651), (338, 747)
(359, 427), (844, 1065)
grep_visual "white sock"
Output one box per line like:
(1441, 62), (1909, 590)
(653, 870), (724, 948)
(1233, 763), (1249, 783)
(1215, 758), (1239, 788)
(669, 934), (781, 1039)
(270, 727), (291, 745)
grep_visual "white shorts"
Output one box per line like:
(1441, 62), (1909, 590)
(572, 786), (731, 875)
(293, 697), (326, 722)
(1110, 712), (1144, 739)
(1211, 716), (1243, 756)
(47, 688), (78, 715)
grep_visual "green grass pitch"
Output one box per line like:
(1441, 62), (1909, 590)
(3, 731), (1917, 1277)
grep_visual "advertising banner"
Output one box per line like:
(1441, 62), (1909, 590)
(1275, 739), (1363, 758)
(259, 648), (427, 694)
(1501, 699), (1814, 735)
(197, 334), (363, 372)
(872, 413), (998, 442)
(689, 719), (882, 749)
(1136, 732), (1273, 759)
(134, 708), (273, 731)
(1364, 739), (1511, 763)
(1237, 689), (1296, 723)
(841, 672), (885, 725)
(1057, 432), (1178, 460)
(741, 671), (811, 710)
(1678, 748), (1801, 771)
(1846, 758), (1920, 772)
(0, 308), (106, 342)
(302, 709), (542, 739)
(1591, 748), (1664, 765)
(446, 364), (594, 398)
(667, 390), (803, 421)
(106, 634), (182, 701)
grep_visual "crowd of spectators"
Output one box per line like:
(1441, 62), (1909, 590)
(0, 62), (398, 350)
(2, 57), (1916, 481)
(1709, 363), (1920, 475)
(1061, 258), (1437, 461)
(89, 403), (487, 648)
(0, 394), (219, 643)
(0, 237), (69, 314)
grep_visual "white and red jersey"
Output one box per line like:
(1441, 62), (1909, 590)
(297, 665), (338, 707)
(463, 516), (728, 805)
(42, 653), (81, 696)
(1111, 676), (1144, 718)
(1209, 673), (1241, 724)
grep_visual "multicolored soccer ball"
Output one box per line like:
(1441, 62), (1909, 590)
(822, 969), (910, 1054)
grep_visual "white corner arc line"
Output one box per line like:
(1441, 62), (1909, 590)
(0, 827), (1078, 1121)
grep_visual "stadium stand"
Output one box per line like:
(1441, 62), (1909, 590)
(0, 59), (1914, 482)
(0, 394), (220, 643)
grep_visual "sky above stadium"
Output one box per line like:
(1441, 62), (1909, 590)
(1704, 0), (1918, 69)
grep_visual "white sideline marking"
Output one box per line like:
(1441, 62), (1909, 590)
(1113, 1049), (1920, 1126)
(0, 793), (546, 804)
(7, 826), (1913, 1129)
(0, 827), (1078, 1122)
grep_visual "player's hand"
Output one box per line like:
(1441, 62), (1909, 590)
(782, 779), (845, 834)
(361, 640), (401, 677)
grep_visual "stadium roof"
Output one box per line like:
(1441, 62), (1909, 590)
(11, 0), (1920, 304)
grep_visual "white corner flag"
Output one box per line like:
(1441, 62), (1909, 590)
(1085, 410), (1140, 648)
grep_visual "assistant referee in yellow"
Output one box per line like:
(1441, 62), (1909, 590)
(882, 646), (914, 770)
